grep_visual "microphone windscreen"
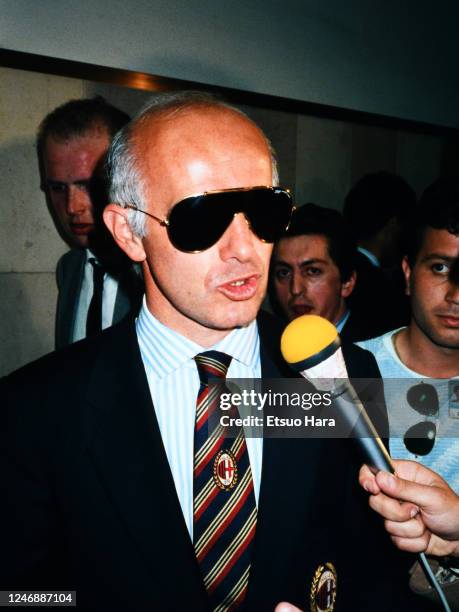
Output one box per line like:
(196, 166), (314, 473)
(280, 314), (340, 371)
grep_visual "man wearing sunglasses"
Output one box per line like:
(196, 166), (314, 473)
(2, 92), (427, 611)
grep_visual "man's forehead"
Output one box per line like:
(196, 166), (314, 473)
(419, 227), (459, 257)
(276, 234), (331, 258)
(131, 106), (272, 204)
(45, 126), (110, 152)
(133, 106), (266, 152)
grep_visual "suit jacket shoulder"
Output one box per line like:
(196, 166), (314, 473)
(55, 249), (143, 350)
(1, 318), (425, 611)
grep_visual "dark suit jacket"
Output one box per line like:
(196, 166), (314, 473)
(55, 249), (143, 349)
(347, 251), (410, 341)
(340, 310), (379, 344)
(0, 313), (432, 611)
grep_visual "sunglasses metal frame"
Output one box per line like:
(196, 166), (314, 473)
(123, 185), (293, 253)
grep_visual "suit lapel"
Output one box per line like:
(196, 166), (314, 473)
(85, 322), (209, 609)
(246, 314), (324, 606)
(82, 313), (327, 608)
(57, 250), (85, 347)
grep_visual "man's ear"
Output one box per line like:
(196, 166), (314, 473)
(103, 204), (146, 262)
(341, 270), (356, 299)
(401, 256), (412, 296)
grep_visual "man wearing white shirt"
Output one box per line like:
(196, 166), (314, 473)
(3, 92), (429, 611)
(358, 179), (459, 489)
(37, 96), (142, 347)
(358, 180), (459, 602)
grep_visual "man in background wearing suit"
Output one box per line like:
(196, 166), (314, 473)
(270, 203), (375, 342)
(343, 171), (415, 337)
(37, 96), (142, 348)
(2, 92), (431, 611)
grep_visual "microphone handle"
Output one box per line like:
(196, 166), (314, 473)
(333, 381), (395, 474)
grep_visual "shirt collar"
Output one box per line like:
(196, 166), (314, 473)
(136, 297), (259, 380)
(335, 309), (350, 333)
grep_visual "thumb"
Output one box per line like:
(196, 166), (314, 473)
(375, 471), (437, 511)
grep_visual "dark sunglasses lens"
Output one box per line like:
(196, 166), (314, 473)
(167, 194), (232, 252)
(244, 189), (293, 242)
(167, 188), (292, 252)
(407, 383), (439, 416)
(404, 421), (436, 456)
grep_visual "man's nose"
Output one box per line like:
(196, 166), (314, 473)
(446, 280), (459, 305)
(219, 213), (256, 262)
(66, 185), (88, 215)
(290, 271), (304, 297)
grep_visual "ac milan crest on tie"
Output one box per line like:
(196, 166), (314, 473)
(213, 449), (238, 491)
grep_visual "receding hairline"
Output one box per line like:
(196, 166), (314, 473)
(131, 101), (269, 148)
(128, 102), (274, 191)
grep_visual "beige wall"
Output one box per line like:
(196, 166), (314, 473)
(0, 66), (446, 375)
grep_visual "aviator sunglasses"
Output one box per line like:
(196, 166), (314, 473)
(125, 186), (294, 253)
(403, 383), (438, 456)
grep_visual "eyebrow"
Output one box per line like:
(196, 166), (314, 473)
(273, 258), (328, 266)
(420, 253), (456, 263)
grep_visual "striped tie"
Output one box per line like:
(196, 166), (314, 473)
(193, 351), (257, 612)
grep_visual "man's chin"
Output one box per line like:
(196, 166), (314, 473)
(428, 329), (459, 351)
(209, 301), (262, 331)
(67, 233), (90, 249)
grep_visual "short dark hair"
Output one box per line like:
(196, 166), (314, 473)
(343, 172), (416, 240)
(37, 96), (130, 158)
(406, 178), (459, 265)
(276, 203), (357, 282)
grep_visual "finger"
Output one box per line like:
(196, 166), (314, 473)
(275, 603), (303, 612)
(390, 532), (431, 554)
(358, 464), (381, 495)
(369, 492), (419, 522)
(384, 516), (426, 539)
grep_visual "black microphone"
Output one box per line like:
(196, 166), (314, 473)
(280, 314), (394, 474)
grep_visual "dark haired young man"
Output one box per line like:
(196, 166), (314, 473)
(359, 179), (459, 492)
(270, 203), (378, 341)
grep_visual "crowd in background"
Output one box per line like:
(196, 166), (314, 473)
(2, 93), (459, 610)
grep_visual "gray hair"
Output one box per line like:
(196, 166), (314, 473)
(106, 90), (279, 237)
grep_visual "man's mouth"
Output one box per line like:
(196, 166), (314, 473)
(217, 275), (260, 300)
(437, 314), (459, 328)
(70, 223), (95, 236)
(290, 304), (313, 317)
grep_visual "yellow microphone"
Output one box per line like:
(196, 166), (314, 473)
(281, 315), (394, 474)
(281, 315), (347, 387)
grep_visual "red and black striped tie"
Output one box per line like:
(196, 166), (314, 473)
(193, 351), (257, 612)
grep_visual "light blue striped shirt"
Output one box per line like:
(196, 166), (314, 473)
(136, 298), (263, 538)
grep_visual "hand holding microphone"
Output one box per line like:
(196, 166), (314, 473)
(278, 315), (457, 612)
(360, 460), (459, 558)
